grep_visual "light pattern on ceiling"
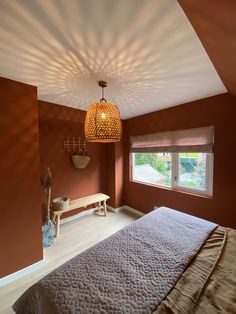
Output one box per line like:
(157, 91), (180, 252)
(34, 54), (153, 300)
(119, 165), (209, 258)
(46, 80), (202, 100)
(0, 0), (226, 119)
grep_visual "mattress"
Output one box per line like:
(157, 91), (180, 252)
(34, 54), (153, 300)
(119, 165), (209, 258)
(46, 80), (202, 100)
(13, 207), (236, 313)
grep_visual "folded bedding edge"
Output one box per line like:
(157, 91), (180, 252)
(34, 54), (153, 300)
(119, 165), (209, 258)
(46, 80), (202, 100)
(153, 226), (229, 314)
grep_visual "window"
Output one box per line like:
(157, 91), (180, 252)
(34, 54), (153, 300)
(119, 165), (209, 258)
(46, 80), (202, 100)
(130, 126), (214, 197)
(131, 152), (213, 196)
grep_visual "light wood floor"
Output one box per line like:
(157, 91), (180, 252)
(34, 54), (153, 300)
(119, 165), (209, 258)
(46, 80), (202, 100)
(0, 209), (139, 313)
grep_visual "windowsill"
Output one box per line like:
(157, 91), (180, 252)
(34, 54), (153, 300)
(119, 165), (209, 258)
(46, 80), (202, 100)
(130, 179), (213, 199)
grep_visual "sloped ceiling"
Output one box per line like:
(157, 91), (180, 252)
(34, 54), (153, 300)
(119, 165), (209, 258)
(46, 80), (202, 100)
(178, 0), (236, 97)
(0, 0), (226, 119)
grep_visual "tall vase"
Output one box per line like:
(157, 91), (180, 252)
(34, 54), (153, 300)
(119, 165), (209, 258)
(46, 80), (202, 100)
(42, 187), (55, 247)
(42, 214), (55, 247)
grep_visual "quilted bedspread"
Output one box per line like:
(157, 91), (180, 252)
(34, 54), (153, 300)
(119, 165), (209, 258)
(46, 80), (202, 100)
(13, 207), (217, 314)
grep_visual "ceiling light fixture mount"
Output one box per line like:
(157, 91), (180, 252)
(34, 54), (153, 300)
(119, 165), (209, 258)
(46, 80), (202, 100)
(98, 80), (107, 102)
(84, 81), (122, 143)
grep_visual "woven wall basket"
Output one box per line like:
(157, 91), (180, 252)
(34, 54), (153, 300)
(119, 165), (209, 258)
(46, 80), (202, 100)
(72, 155), (91, 169)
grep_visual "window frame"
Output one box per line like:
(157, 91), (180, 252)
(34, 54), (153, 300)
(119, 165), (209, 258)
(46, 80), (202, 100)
(131, 152), (214, 197)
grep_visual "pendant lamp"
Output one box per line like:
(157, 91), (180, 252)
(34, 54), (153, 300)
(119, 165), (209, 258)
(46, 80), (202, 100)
(85, 81), (122, 142)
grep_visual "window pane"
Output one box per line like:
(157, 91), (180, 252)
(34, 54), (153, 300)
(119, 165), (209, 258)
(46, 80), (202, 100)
(178, 153), (206, 190)
(132, 153), (171, 187)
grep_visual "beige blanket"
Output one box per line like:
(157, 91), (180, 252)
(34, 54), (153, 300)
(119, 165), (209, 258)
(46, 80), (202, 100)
(154, 226), (236, 313)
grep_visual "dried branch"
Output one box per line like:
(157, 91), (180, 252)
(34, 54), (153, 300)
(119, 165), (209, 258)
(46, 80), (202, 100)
(40, 167), (52, 193)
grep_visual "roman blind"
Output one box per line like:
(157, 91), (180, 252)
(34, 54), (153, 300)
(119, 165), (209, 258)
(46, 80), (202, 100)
(130, 126), (214, 153)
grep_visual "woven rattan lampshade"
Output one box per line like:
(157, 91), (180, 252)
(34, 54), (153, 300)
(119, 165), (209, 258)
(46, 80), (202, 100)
(85, 81), (122, 143)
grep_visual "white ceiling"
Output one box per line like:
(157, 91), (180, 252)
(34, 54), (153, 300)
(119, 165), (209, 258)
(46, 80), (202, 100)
(0, 0), (226, 119)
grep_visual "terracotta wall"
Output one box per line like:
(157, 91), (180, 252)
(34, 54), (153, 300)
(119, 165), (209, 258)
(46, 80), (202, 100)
(115, 139), (124, 208)
(124, 93), (236, 229)
(38, 101), (107, 219)
(1, 76), (236, 279)
(105, 144), (116, 207)
(105, 139), (124, 209)
(0, 78), (43, 278)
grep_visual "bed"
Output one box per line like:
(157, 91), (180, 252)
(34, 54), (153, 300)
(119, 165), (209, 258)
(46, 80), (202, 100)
(13, 207), (236, 313)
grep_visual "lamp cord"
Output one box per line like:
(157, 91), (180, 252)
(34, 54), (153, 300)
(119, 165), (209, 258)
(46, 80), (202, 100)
(100, 86), (107, 102)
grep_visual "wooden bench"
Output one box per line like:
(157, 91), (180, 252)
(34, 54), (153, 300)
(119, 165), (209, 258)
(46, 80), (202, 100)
(51, 193), (110, 238)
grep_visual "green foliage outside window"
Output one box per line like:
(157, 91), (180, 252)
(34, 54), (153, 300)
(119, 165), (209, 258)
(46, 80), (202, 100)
(179, 157), (206, 190)
(134, 153), (171, 186)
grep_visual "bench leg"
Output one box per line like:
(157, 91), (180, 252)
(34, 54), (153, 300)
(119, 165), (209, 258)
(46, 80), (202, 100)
(103, 200), (107, 216)
(55, 214), (61, 238)
(98, 201), (102, 213)
(52, 212), (56, 224)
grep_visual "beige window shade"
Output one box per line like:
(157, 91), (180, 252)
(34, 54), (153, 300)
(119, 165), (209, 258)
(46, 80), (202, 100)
(130, 126), (214, 153)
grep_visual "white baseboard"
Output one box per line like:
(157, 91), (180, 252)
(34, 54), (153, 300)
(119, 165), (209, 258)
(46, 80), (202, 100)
(0, 258), (46, 287)
(107, 205), (145, 217)
(123, 205), (145, 217)
(107, 205), (123, 213)
(60, 207), (96, 225)
(61, 205), (145, 224)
